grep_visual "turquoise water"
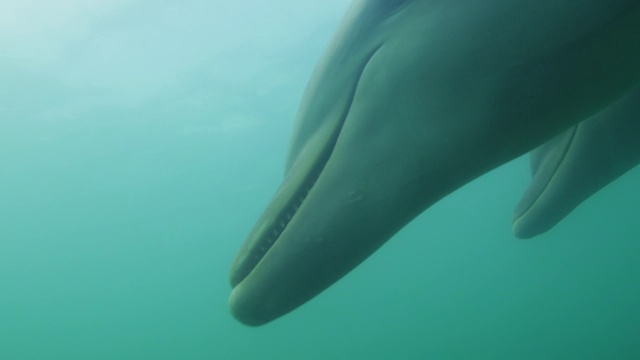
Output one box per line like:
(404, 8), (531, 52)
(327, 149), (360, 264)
(2, 1), (639, 359)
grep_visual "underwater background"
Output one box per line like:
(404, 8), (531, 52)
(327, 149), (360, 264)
(1, 1), (639, 359)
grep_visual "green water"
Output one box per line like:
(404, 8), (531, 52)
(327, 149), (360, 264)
(2, 1), (639, 359)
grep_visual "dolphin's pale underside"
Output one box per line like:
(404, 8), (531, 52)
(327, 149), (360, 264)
(229, 0), (640, 326)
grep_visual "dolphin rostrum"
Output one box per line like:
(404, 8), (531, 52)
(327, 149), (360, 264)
(229, 0), (640, 326)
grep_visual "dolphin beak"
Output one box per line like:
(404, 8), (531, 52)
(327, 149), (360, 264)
(228, 136), (412, 325)
(227, 127), (338, 325)
(227, 128), (383, 326)
(228, 36), (385, 325)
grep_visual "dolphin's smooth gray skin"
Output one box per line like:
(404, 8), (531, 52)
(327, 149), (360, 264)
(512, 86), (640, 239)
(229, 0), (640, 326)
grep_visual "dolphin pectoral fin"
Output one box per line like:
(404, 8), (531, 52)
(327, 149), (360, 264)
(512, 87), (640, 239)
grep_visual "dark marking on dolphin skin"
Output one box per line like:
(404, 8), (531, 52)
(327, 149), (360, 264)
(513, 86), (640, 239)
(229, 0), (640, 326)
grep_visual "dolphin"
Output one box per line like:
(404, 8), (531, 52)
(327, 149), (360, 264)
(513, 86), (640, 239)
(229, 0), (640, 326)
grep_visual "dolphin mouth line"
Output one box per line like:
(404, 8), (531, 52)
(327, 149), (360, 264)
(231, 44), (384, 288)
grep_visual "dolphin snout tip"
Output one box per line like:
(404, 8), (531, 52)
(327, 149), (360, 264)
(228, 285), (273, 327)
(512, 215), (548, 240)
(512, 222), (535, 239)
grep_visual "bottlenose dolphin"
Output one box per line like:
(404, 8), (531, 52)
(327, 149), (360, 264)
(229, 0), (640, 326)
(513, 86), (640, 239)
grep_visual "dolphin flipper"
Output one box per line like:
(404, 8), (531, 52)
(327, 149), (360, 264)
(513, 87), (640, 239)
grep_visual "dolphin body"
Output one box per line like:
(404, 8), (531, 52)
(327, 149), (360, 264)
(229, 0), (640, 326)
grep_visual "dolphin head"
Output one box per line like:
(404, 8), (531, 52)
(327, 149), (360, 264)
(229, 0), (640, 326)
(229, 0), (435, 326)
